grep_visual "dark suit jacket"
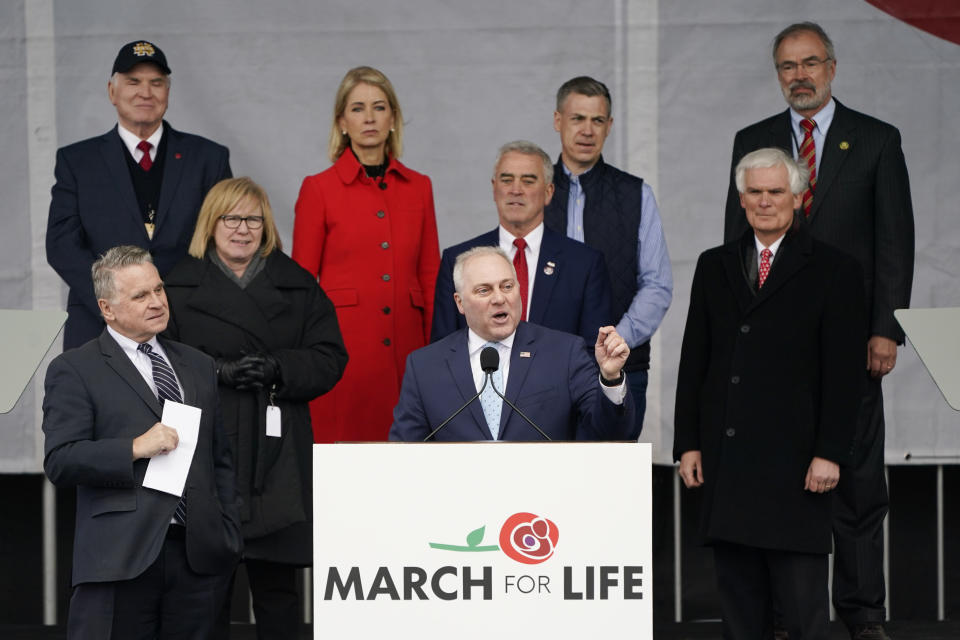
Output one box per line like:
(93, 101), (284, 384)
(42, 331), (241, 586)
(673, 227), (865, 554)
(723, 99), (914, 343)
(389, 322), (636, 442)
(47, 123), (232, 349)
(430, 226), (613, 346)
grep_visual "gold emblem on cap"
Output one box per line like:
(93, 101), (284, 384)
(133, 42), (156, 57)
(839, 141), (850, 150)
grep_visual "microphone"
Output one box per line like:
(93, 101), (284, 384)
(482, 347), (553, 442)
(480, 345), (499, 374)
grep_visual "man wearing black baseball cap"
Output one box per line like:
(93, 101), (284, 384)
(47, 40), (232, 351)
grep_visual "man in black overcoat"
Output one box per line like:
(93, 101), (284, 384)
(722, 23), (914, 638)
(676, 148), (865, 640)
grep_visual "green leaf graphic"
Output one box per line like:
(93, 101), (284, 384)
(466, 525), (486, 548)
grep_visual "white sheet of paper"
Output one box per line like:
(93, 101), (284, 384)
(266, 405), (281, 437)
(142, 401), (201, 496)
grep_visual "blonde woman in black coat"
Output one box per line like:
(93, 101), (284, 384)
(164, 177), (347, 638)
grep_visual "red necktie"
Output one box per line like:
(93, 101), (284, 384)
(137, 140), (153, 171)
(799, 118), (816, 216)
(758, 248), (772, 288)
(513, 238), (529, 321)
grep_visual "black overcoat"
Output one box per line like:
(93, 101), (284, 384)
(674, 226), (865, 554)
(164, 251), (347, 564)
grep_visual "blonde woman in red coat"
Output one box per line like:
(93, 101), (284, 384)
(293, 66), (440, 443)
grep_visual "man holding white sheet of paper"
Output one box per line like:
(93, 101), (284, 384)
(42, 245), (240, 639)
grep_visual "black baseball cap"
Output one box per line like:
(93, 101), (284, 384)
(112, 41), (171, 75)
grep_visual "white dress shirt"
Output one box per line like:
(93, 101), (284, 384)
(755, 233), (786, 270)
(117, 121), (164, 164)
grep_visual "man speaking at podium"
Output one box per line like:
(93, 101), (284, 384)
(389, 246), (635, 442)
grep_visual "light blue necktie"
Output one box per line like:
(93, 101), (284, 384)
(479, 342), (504, 440)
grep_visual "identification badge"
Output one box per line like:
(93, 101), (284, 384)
(266, 405), (281, 437)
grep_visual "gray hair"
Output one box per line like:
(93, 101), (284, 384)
(493, 140), (553, 185)
(452, 246), (516, 294)
(735, 147), (808, 195)
(555, 76), (612, 116)
(110, 71), (171, 88)
(772, 22), (836, 64)
(92, 245), (154, 302)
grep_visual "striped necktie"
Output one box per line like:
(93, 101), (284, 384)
(799, 118), (817, 216)
(138, 343), (187, 524)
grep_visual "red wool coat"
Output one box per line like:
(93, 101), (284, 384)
(293, 151), (440, 442)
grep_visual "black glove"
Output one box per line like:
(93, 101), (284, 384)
(216, 357), (256, 388)
(235, 353), (281, 388)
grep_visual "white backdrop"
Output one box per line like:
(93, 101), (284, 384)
(2, 0), (957, 470)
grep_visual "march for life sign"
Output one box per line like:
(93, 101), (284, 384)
(313, 442), (652, 639)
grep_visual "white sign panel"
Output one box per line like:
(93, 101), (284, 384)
(313, 442), (652, 639)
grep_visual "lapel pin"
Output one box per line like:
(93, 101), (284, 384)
(519, 351), (531, 358)
(543, 261), (556, 276)
(839, 141), (849, 150)
(175, 152), (182, 159)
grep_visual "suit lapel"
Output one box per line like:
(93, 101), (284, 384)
(721, 235), (756, 315)
(100, 128), (146, 239)
(446, 332), (491, 440)
(808, 100), (855, 221)
(156, 123), (185, 231)
(499, 324), (536, 439)
(99, 332), (163, 417)
(528, 230), (561, 325)
(769, 110), (794, 154)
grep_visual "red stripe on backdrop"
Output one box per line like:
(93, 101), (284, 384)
(866, 0), (960, 45)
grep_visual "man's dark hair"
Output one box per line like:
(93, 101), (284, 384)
(556, 76), (612, 115)
(772, 22), (836, 63)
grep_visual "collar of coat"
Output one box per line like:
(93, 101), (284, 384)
(552, 153), (608, 190)
(333, 147), (416, 185)
(164, 251), (316, 290)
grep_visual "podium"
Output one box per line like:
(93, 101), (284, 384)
(895, 307), (960, 410)
(313, 442), (652, 639)
(0, 309), (66, 413)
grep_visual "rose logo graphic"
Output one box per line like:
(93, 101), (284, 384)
(499, 512), (559, 564)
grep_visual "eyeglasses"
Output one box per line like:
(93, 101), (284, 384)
(219, 215), (264, 229)
(775, 57), (833, 74)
